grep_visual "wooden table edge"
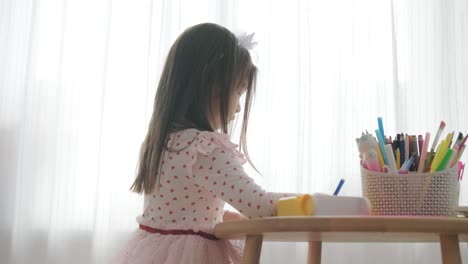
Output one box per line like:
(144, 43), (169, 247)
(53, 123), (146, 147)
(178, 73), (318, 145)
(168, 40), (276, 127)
(214, 216), (468, 238)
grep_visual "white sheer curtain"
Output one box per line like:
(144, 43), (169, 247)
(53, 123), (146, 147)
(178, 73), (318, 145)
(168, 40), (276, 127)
(1, 0), (467, 263)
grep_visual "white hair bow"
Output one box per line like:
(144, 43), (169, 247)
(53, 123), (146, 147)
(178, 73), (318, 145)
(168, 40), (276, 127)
(237, 33), (257, 50)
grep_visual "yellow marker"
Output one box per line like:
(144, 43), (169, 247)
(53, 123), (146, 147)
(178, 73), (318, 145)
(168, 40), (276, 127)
(430, 139), (449, 172)
(277, 194), (314, 216)
(396, 148), (401, 170)
(375, 146), (385, 168)
(445, 132), (454, 147)
(436, 148), (455, 171)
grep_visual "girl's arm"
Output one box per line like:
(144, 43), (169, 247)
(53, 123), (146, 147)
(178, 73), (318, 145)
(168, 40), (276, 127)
(192, 148), (298, 218)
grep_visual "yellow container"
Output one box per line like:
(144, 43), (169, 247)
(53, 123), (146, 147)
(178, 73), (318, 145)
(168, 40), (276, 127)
(277, 194), (314, 216)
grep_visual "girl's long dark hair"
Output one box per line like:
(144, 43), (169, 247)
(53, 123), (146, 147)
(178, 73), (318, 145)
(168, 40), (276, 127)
(130, 23), (257, 194)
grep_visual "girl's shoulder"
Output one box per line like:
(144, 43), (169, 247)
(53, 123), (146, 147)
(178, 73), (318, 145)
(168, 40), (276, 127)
(167, 128), (245, 162)
(168, 128), (236, 152)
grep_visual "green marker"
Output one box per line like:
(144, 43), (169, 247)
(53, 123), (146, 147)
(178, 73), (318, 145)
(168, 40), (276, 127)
(436, 148), (455, 171)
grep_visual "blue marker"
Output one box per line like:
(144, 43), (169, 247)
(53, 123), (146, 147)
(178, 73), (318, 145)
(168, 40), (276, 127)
(375, 129), (389, 166)
(404, 154), (416, 171)
(398, 153), (415, 174)
(378, 117), (385, 142)
(399, 135), (405, 166)
(333, 179), (345, 196)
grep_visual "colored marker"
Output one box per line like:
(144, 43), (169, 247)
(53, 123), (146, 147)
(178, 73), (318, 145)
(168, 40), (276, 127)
(376, 129), (389, 166)
(430, 121), (446, 153)
(333, 179), (345, 196)
(453, 133), (463, 149)
(431, 139), (449, 172)
(399, 135), (405, 166)
(396, 148), (401, 170)
(418, 135), (423, 157)
(371, 137), (385, 168)
(399, 154), (415, 174)
(418, 132), (430, 173)
(459, 162), (465, 181)
(378, 117), (385, 143)
(453, 145), (466, 164)
(445, 131), (455, 148)
(436, 148), (455, 171)
(384, 144), (398, 173)
(404, 134), (409, 162)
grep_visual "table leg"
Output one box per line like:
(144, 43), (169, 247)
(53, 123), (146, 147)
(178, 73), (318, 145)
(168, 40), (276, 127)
(307, 241), (322, 264)
(243, 235), (263, 264)
(439, 234), (461, 264)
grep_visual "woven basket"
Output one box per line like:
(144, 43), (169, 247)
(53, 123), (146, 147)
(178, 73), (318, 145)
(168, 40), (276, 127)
(361, 165), (460, 216)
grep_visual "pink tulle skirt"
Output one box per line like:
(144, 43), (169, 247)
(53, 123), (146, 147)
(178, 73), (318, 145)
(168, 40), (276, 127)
(112, 229), (243, 264)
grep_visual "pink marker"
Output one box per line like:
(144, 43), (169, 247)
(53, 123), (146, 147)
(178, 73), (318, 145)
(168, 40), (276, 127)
(459, 162), (465, 181)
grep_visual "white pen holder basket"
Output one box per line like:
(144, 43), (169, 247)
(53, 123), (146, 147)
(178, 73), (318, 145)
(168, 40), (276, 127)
(361, 165), (460, 216)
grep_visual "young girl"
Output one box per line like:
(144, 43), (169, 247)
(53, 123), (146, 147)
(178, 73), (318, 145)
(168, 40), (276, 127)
(114, 23), (296, 264)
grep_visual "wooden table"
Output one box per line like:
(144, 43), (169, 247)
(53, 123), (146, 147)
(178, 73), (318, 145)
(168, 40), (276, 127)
(214, 216), (468, 264)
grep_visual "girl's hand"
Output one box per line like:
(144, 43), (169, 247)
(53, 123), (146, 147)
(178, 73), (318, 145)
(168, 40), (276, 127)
(223, 210), (247, 222)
